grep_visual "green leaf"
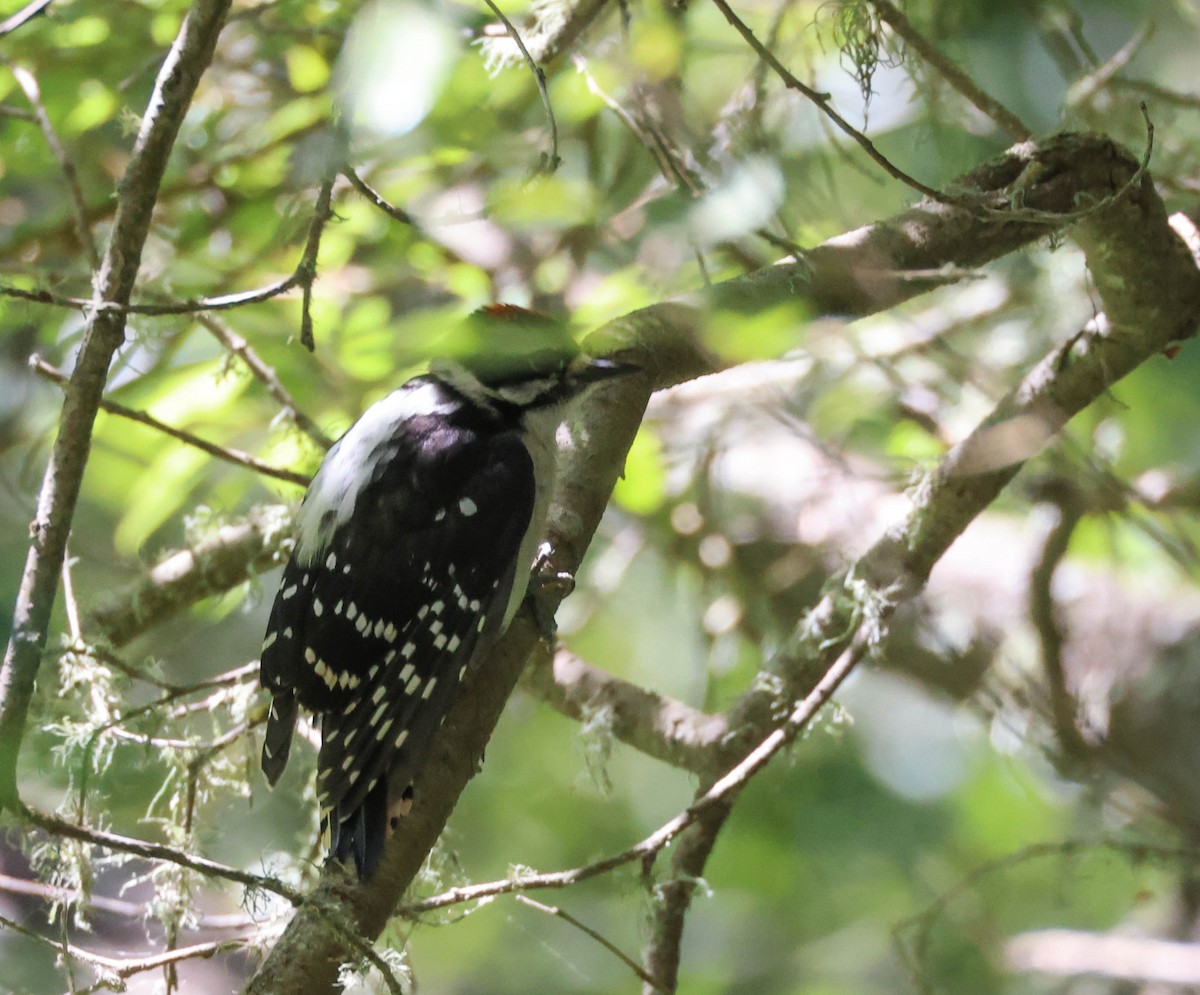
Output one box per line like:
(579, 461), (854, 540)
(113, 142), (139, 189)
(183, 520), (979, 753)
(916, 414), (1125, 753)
(612, 426), (667, 514)
(53, 15), (111, 47)
(286, 45), (331, 94)
(113, 445), (209, 554)
(64, 80), (116, 134)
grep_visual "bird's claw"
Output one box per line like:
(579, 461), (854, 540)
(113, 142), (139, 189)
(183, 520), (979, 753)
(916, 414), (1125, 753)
(531, 541), (575, 640)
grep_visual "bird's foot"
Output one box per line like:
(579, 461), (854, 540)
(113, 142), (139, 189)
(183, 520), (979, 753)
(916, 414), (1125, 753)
(531, 541), (575, 640)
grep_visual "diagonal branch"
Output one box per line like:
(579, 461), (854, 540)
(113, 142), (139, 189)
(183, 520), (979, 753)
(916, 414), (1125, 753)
(640, 782), (733, 993)
(2, 60), (100, 268)
(89, 504), (293, 648)
(30, 356), (311, 488)
(521, 645), (730, 776)
(0, 0), (54, 36)
(868, 0), (1032, 140)
(0, 0), (234, 809)
(399, 631), (873, 919)
(708, 0), (947, 202)
(245, 131), (1200, 993)
(199, 313), (335, 449)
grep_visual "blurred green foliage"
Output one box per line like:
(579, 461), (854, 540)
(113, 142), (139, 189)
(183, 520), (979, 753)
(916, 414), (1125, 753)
(3, 0), (1200, 991)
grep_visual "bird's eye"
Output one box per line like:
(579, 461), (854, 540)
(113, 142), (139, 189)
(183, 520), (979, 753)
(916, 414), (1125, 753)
(525, 349), (569, 376)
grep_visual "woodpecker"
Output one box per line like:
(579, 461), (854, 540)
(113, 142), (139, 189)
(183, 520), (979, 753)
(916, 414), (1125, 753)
(259, 305), (631, 879)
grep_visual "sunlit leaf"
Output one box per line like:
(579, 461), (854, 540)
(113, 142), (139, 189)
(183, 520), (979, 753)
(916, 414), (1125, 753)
(612, 426), (666, 515)
(630, 19), (682, 81)
(702, 303), (812, 364)
(488, 174), (597, 229)
(285, 44), (331, 94)
(113, 445), (209, 554)
(64, 80), (116, 134)
(52, 15), (110, 47)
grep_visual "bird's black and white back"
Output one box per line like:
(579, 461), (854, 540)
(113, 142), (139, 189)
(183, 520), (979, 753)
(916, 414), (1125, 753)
(259, 308), (628, 878)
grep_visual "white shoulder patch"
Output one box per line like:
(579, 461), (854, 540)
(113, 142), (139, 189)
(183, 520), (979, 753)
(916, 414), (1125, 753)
(294, 379), (452, 563)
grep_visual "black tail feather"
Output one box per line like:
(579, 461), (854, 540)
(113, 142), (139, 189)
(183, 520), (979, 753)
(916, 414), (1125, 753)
(262, 693), (298, 786)
(330, 778), (389, 879)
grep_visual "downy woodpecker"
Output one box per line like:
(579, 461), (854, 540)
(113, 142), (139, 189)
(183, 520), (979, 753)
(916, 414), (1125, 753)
(259, 305), (630, 878)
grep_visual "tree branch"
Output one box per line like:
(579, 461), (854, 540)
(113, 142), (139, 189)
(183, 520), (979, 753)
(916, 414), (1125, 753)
(0, 0), (54, 37)
(2, 60), (100, 268)
(89, 504), (293, 648)
(0, 0), (234, 809)
(515, 894), (663, 990)
(641, 783), (733, 993)
(243, 131), (1200, 993)
(868, 0), (1032, 140)
(199, 313), (334, 449)
(398, 630), (871, 923)
(521, 645), (730, 776)
(1028, 479), (1087, 756)
(0, 907), (251, 994)
(708, 0), (948, 202)
(30, 356), (311, 488)
(23, 807), (302, 905)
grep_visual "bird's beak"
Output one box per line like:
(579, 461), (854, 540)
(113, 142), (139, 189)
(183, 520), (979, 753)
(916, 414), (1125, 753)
(571, 355), (641, 386)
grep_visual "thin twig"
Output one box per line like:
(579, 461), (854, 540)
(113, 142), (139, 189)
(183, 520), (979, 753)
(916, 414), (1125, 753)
(30, 356), (311, 487)
(640, 786), (732, 994)
(23, 806), (303, 905)
(0, 268), (295, 313)
(0, 178), (338, 321)
(708, 0), (949, 202)
(0, 0), (236, 811)
(298, 174), (336, 351)
(0, 870), (256, 927)
(1066, 23), (1153, 109)
(0, 0), (54, 36)
(0, 911), (251, 991)
(199, 313), (334, 449)
(481, 0), (560, 171)
(2, 60), (101, 267)
(1112, 77), (1200, 110)
(1027, 478), (1086, 757)
(108, 717), (252, 753)
(869, 0), (1031, 140)
(79, 646), (257, 698)
(341, 166), (476, 273)
(342, 167), (417, 226)
(404, 630), (869, 917)
(515, 894), (665, 991)
(110, 715), (255, 753)
(74, 665), (257, 825)
(60, 546), (83, 642)
(572, 55), (685, 184)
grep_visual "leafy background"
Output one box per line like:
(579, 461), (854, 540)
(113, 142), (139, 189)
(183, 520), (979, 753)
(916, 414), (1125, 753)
(3, 0), (1200, 992)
